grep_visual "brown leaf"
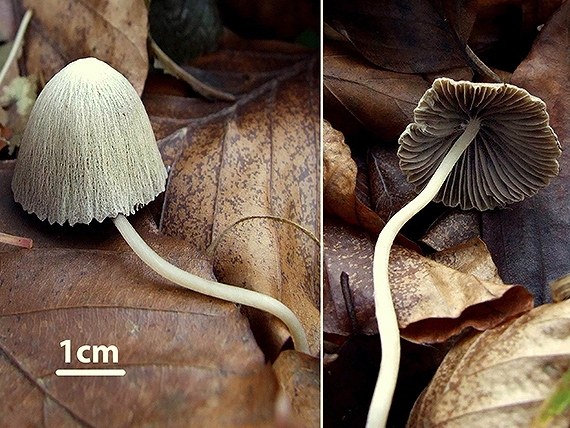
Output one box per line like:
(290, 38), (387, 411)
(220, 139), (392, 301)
(324, 215), (533, 343)
(22, 0), (148, 94)
(143, 84), (232, 140)
(323, 120), (384, 233)
(0, 162), (280, 427)
(407, 300), (570, 427)
(143, 41), (315, 141)
(367, 145), (417, 221)
(325, 0), (477, 74)
(420, 209), (481, 251)
(428, 238), (504, 284)
(323, 216), (376, 336)
(468, 0), (562, 71)
(394, 241), (534, 343)
(323, 41), (430, 142)
(157, 55), (320, 356)
(273, 350), (320, 427)
(188, 38), (316, 97)
(482, 1), (570, 304)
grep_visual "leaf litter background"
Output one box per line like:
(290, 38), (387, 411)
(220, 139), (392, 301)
(324, 1), (570, 427)
(0, 0), (319, 426)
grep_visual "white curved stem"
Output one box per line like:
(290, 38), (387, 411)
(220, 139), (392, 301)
(366, 119), (481, 427)
(112, 214), (309, 353)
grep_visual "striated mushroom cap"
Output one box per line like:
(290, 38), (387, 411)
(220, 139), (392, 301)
(12, 57), (167, 226)
(398, 77), (561, 211)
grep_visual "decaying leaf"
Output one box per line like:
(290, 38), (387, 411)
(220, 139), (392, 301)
(273, 350), (320, 427)
(323, 216), (376, 336)
(323, 42), (429, 142)
(143, 41), (314, 140)
(157, 55), (320, 356)
(324, 214), (533, 343)
(325, 0), (477, 74)
(0, 162), (280, 427)
(407, 300), (570, 427)
(367, 145), (416, 222)
(393, 241), (534, 343)
(22, 0), (148, 94)
(421, 209), (481, 251)
(482, 0), (570, 304)
(323, 120), (384, 233)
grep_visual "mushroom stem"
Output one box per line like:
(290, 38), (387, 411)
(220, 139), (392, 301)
(366, 118), (481, 427)
(112, 213), (310, 353)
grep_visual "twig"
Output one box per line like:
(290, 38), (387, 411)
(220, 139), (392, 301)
(0, 232), (33, 249)
(465, 45), (502, 83)
(340, 271), (360, 334)
(149, 37), (236, 102)
(206, 214), (320, 257)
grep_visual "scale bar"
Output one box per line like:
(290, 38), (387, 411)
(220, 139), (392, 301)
(55, 369), (126, 377)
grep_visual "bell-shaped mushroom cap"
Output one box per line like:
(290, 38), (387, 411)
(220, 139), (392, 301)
(398, 77), (561, 211)
(12, 57), (167, 226)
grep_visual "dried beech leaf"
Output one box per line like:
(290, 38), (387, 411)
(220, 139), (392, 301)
(367, 145), (416, 221)
(428, 238), (503, 284)
(407, 300), (570, 427)
(0, 163), (279, 426)
(323, 217), (533, 343)
(273, 350), (320, 427)
(22, 0), (148, 94)
(323, 120), (384, 233)
(325, 0), (477, 74)
(323, 216), (376, 336)
(482, 1), (570, 304)
(143, 43), (315, 141)
(393, 243), (534, 343)
(188, 40), (316, 97)
(157, 55), (320, 356)
(323, 42), (429, 142)
(143, 88), (232, 141)
(421, 210), (481, 251)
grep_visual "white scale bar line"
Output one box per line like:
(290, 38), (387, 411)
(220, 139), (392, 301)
(55, 369), (126, 377)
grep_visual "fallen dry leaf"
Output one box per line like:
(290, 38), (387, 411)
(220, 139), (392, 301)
(218, 0), (318, 42)
(323, 216), (376, 336)
(156, 54), (320, 357)
(420, 209), (480, 251)
(21, 0), (148, 94)
(273, 350), (320, 427)
(407, 300), (570, 427)
(325, 0), (477, 74)
(143, 41), (315, 141)
(323, 120), (384, 233)
(324, 215), (534, 343)
(482, 0), (570, 304)
(468, 0), (562, 72)
(0, 162), (281, 427)
(367, 145), (417, 222)
(188, 39), (316, 97)
(393, 241), (533, 343)
(323, 42), (430, 142)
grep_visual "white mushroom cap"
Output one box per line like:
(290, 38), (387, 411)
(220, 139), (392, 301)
(12, 57), (167, 226)
(398, 78), (561, 211)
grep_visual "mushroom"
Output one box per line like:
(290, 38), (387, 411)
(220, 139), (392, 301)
(11, 57), (309, 353)
(367, 77), (561, 427)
